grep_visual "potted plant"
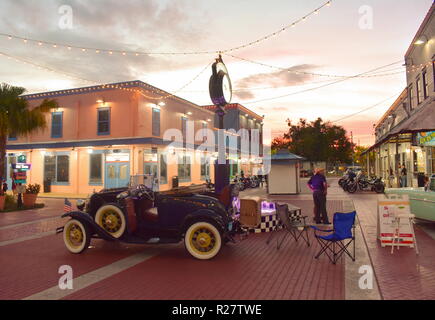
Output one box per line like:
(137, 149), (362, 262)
(23, 183), (40, 207)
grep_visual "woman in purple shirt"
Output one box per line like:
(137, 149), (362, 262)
(307, 168), (330, 224)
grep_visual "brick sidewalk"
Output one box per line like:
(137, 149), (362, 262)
(352, 194), (435, 300)
(0, 198), (64, 227)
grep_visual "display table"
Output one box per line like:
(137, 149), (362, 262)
(244, 201), (302, 233)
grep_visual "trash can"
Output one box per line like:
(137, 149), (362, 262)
(43, 178), (51, 193)
(417, 172), (425, 187)
(172, 176), (179, 189)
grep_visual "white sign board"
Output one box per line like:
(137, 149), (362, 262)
(106, 154), (129, 162)
(377, 194), (415, 248)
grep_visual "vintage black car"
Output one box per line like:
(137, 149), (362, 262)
(58, 181), (240, 260)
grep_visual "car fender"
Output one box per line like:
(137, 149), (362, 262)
(181, 209), (226, 234)
(61, 211), (117, 241)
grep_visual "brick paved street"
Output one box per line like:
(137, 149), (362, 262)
(1, 181), (435, 300)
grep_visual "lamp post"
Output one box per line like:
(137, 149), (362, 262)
(209, 55), (232, 194)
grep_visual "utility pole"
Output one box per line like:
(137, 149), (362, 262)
(351, 131), (355, 167)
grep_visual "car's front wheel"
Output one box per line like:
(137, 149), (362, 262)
(63, 219), (91, 254)
(184, 221), (222, 260)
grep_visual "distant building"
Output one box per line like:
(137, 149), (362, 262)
(364, 3), (435, 186)
(202, 103), (264, 176)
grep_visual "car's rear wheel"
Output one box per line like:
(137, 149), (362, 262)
(184, 221), (222, 260)
(95, 204), (126, 239)
(63, 219), (91, 254)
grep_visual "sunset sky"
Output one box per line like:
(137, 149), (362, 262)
(0, 0), (433, 146)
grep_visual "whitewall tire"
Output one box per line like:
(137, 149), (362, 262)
(63, 219), (91, 254)
(184, 221), (222, 260)
(95, 204), (126, 239)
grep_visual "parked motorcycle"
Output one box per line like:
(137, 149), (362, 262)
(347, 172), (385, 194)
(249, 176), (260, 188)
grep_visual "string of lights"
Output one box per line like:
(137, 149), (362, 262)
(219, 0), (333, 53)
(0, 1), (333, 56)
(330, 92), (402, 123)
(0, 50), (211, 101)
(224, 53), (405, 78)
(178, 70), (403, 94)
(407, 60), (434, 72)
(241, 60), (403, 104)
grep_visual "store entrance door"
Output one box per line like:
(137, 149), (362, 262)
(105, 162), (130, 189)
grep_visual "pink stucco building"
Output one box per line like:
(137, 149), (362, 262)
(6, 80), (263, 195)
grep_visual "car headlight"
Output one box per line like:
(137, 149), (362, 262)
(76, 199), (86, 211)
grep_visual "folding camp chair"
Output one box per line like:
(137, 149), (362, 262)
(267, 202), (310, 249)
(311, 211), (356, 264)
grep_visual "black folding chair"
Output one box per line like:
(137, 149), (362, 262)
(267, 202), (310, 249)
(311, 211), (356, 264)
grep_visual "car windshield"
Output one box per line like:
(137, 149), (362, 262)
(129, 174), (156, 190)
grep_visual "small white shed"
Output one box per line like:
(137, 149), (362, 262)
(267, 150), (305, 195)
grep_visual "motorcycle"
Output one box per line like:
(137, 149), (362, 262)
(339, 169), (356, 192)
(249, 176), (260, 188)
(347, 173), (385, 194)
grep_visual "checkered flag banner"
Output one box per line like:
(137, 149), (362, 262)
(64, 198), (72, 213)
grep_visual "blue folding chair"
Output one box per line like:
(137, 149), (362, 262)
(310, 211), (356, 264)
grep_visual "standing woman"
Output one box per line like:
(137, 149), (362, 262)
(307, 168), (330, 225)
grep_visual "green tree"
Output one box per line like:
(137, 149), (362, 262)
(0, 83), (59, 186)
(274, 117), (354, 168)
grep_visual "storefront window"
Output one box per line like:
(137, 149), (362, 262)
(57, 155), (69, 183)
(413, 150), (425, 173)
(430, 147), (435, 175)
(44, 156), (56, 181)
(200, 154), (210, 180)
(160, 154), (167, 185)
(178, 154), (191, 182)
(44, 154), (69, 183)
(89, 153), (103, 184)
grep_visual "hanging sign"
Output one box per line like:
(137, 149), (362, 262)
(12, 163), (31, 170)
(418, 131), (435, 146)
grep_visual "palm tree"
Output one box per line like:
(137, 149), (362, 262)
(0, 83), (59, 186)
